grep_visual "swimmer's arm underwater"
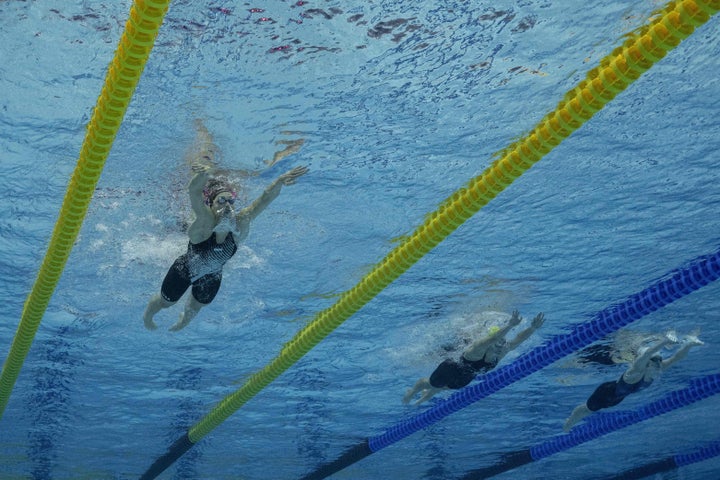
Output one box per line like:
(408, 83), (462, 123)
(661, 333), (704, 369)
(237, 165), (309, 222)
(505, 312), (545, 350)
(463, 310), (521, 360)
(188, 164), (212, 217)
(623, 332), (677, 383)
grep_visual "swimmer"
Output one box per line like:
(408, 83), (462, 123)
(563, 330), (704, 431)
(403, 310), (545, 405)
(143, 121), (309, 332)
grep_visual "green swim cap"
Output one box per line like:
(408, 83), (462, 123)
(488, 326), (501, 335)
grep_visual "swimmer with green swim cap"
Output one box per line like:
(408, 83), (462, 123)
(403, 309), (545, 405)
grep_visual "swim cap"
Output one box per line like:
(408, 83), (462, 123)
(488, 326), (501, 336)
(203, 179), (237, 206)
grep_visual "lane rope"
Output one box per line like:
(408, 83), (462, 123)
(456, 374), (720, 479)
(606, 437), (720, 480)
(0, 0), (171, 419)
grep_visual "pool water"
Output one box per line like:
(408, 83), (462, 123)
(1, 1), (719, 479)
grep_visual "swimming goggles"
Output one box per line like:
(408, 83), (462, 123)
(216, 195), (235, 205)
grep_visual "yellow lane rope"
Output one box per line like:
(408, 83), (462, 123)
(186, 0), (720, 443)
(0, 0), (171, 418)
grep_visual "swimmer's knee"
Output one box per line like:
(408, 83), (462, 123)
(155, 293), (177, 308)
(187, 294), (209, 311)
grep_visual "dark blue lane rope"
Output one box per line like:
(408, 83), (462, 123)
(675, 437), (720, 467)
(456, 374), (720, 480)
(605, 437), (720, 480)
(299, 248), (720, 480)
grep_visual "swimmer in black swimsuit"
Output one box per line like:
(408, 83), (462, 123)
(403, 310), (545, 405)
(563, 330), (704, 431)
(143, 121), (308, 332)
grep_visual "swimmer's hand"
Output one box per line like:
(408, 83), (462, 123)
(683, 334), (704, 347)
(279, 165), (309, 185)
(509, 309), (521, 327)
(191, 162), (214, 182)
(531, 313), (545, 329)
(192, 162), (213, 173)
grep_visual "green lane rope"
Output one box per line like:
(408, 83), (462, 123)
(141, 2), (719, 472)
(0, 0), (171, 419)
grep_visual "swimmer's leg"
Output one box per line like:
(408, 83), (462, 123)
(563, 404), (592, 432)
(403, 378), (443, 405)
(403, 378), (432, 404)
(265, 138), (305, 168)
(188, 119), (220, 169)
(144, 294), (176, 331)
(169, 295), (205, 332)
(147, 256), (190, 330)
(416, 385), (444, 405)
(169, 272), (220, 332)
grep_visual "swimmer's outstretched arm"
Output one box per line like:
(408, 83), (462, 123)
(237, 166), (309, 222)
(623, 331), (677, 383)
(506, 312), (545, 351)
(661, 334), (704, 369)
(188, 164), (212, 216)
(464, 310), (521, 359)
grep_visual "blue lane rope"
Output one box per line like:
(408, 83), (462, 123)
(456, 374), (720, 479)
(299, 247), (720, 480)
(675, 437), (720, 467)
(604, 437), (720, 480)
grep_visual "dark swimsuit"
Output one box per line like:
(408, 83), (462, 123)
(160, 232), (238, 305)
(586, 375), (653, 412)
(429, 355), (498, 390)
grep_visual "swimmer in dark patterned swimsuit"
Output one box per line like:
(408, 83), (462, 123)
(143, 122), (308, 332)
(403, 310), (545, 405)
(563, 330), (704, 431)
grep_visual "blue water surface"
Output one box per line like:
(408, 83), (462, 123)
(1, 1), (719, 479)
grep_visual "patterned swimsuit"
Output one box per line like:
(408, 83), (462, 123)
(160, 232), (238, 304)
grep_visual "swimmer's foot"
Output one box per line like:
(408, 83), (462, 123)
(169, 314), (190, 332)
(563, 405), (591, 432)
(169, 321), (184, 332)
(143, 311), (158, 331)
